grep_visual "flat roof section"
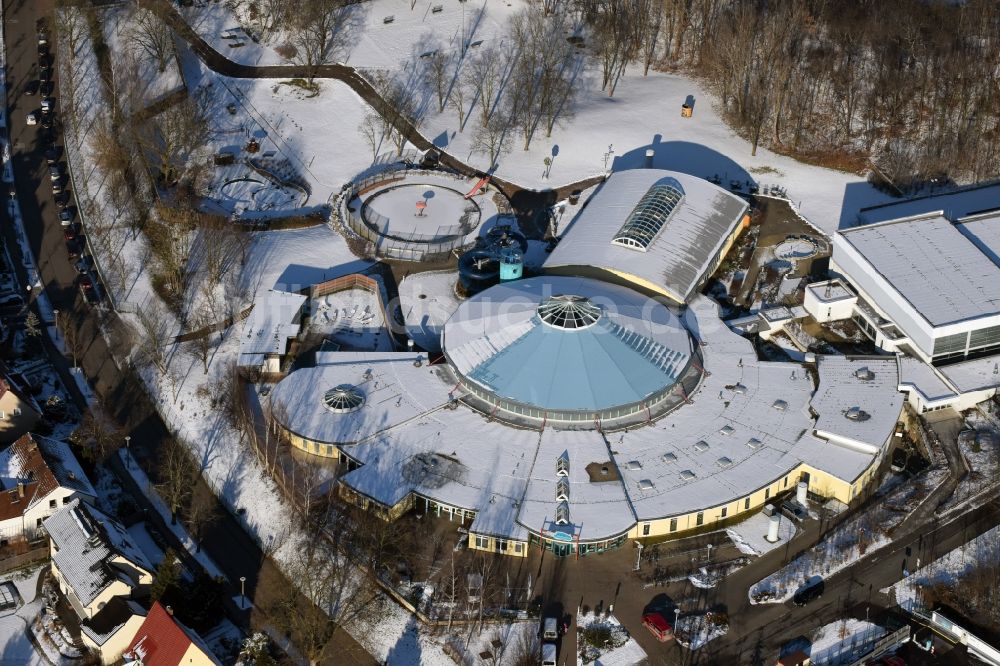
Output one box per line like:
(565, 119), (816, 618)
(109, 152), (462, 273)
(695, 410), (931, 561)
(956, 213), (1000, 269)
(938, 353), (1000, 394)
(838, 215), (1000, 326)
(544, 169), (749, 302)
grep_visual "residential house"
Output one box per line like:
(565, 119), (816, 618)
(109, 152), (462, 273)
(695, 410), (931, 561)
(44, 499), (155, 620)
(0, 434), (97, 542)
(0, 366), (41, 443)
(122, 601), (222, 666)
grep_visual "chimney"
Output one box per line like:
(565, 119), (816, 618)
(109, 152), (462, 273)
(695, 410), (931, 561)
(16, 482), (24, 499)
(165, 605), (174, 616)
(644, 148), (655, 168)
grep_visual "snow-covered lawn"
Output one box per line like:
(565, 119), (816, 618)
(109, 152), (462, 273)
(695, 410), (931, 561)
(885, 522), (1000, 612)
(673, 612), (728, 651)
(807, 618), (885, 665)
(0, 566), (47, 666)
(576, 612), (646, 666)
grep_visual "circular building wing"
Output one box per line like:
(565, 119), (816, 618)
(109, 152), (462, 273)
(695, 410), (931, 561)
(443, 276), (702, 426)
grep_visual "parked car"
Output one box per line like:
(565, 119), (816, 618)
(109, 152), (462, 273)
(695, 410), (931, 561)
(65, 237), (84, 258)
(40, 114), (54, 129)
(38, 66), (50, 84)
(49, 164), (61, 182)
(38, 54), (51, 70)
(63, 224), (80, 240)
(26, 112), (37, 126)
(642, 611), (673, 642)
(542, 617), (559, 641)
(51, 180), (64, 195)
(74, 255), (93, 274)
(39, 81), (54, 97)
(44, 147), (60, 165)
(41, 97), (55, 113)
(24, 80), (39, 96)
(792, 577), (825, 606)
(541, 642), (557, 666)
(78, 273), (94, 292)
(38, 43), (49, 57)
(58, 207), (75, 224)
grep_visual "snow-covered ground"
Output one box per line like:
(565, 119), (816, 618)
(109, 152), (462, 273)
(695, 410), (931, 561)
(398, 270), (461, 352)
(0, 566), (46, 666)
(807, 618), (886, 665)
(885, 522), (1000, 611)
(674, 612), (728, 651)
(102, 3), (185, 107)
(576, 611), (646, 666)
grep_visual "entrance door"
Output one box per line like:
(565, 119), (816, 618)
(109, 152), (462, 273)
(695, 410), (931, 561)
(552, 542), (573, 558)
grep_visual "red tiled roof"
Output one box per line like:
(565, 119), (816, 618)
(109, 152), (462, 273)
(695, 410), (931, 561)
(123, 602), (193, 666)
(0, 434), (61, 521)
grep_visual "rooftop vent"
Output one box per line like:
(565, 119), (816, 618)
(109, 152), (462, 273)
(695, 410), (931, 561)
(626, 460), (642, 471)
(717, 456), (733, 468)
(845, 406), (871, 422)
(854, 367), (875, 381)
(772, 399), (788, 412)
(536, 295), (601, 329)
(747, 437), (763, 450)
(556, 454), (569, 477)
(322, 385), (365, 413)
(679, 469), (697, 481)
(693, 441), (709, 452)
(732, 383), (748, 395)
(720, 425), (735, 436)
(661, 452), (677, 463)
(638, 479), (655, 490)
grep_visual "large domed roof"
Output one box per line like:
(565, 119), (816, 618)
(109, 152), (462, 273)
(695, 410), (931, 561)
(443, 276), (699, 424)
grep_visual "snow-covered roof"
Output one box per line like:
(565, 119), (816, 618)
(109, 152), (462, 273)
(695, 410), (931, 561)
(857, 181), (1000, 226)
(937, 353), (1000, 394)
(837, 215), (1000, 326)
(443, 276), (694, 415)
(955, 213), (1000, 268)
(323, 297), (904, 541)
(544, 169), (749, 302)
(811, 357), (904, 454)
(44, 500), (154, 607)
(0, 435), (96, 520)
(239, 290), (307, 359)
(270, 353), (452, 445)
(398, 270), (462, 354)
(897, 356), (957, 403)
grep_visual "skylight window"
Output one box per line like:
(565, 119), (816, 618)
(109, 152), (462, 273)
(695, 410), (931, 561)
(747, 437), (763, 450)
(536, 295), (602, 329)
(679, 469), (696, 481)
(662, 452), (677, 462)
(555, 501), (570, 525)
(693, 441), (709, 452)
(638, 479), (655, 490)
(322, 385), (365, 413)
(610, 179), (685, 251)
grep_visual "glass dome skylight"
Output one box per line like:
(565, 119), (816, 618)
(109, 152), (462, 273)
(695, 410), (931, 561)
(536, 295), (602, 329)
(323, 385), (365, 413)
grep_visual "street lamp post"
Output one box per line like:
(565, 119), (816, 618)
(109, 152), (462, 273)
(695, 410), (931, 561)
(706, 543), (713, 563)
(634, 542), (644, 571)
(124, 436), (131, 469)
(240, 576), (247, 610)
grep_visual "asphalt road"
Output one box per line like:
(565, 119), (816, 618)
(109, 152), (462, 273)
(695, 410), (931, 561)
(1, 2), (374, 663)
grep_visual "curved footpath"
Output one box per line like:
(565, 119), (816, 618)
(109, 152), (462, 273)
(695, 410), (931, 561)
(139, 0), (604, 206)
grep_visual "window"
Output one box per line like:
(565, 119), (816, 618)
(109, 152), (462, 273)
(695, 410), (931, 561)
(326, 445), (334, 456)
(496, 539), (508, 552)
(611, 179), (685, 250)
(970, 325), (1000, 351)
(49, 499), (57, 509)
(784, 476), (788, 488)
(720, 506), (728, 519)
(696, 512), (704, 526)
(765, 488), (770, 500)
(744, 497), (750, 511)
(514, 542), (523, 554)
(62, 497), (70, 505)
(933, 332), (968, 357)
(475, 535), (489, 549)
(35, 519), (43, 528)
(642, 523), (650, 536)
(669, 518), (677, 532)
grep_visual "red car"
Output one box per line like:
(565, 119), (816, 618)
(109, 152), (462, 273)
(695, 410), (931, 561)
(642, 612), (673, 642)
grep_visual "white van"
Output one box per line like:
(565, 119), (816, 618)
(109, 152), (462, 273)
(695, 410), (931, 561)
(541, 642), (557, 666)
(542, 617), (558, 640)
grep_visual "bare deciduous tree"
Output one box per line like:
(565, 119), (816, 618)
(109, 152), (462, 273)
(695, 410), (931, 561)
(135, 298), (173, 373)
(129, 7), (175, 73)
(157, 437), (197, 524)
(135, 90), (212, 187)
(283, 0), (355, 83)
(472, 114), (511, 167)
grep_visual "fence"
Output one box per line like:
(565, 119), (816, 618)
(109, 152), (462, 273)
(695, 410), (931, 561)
(308, 272), (404, 349)
(338, 168), (480, 263)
